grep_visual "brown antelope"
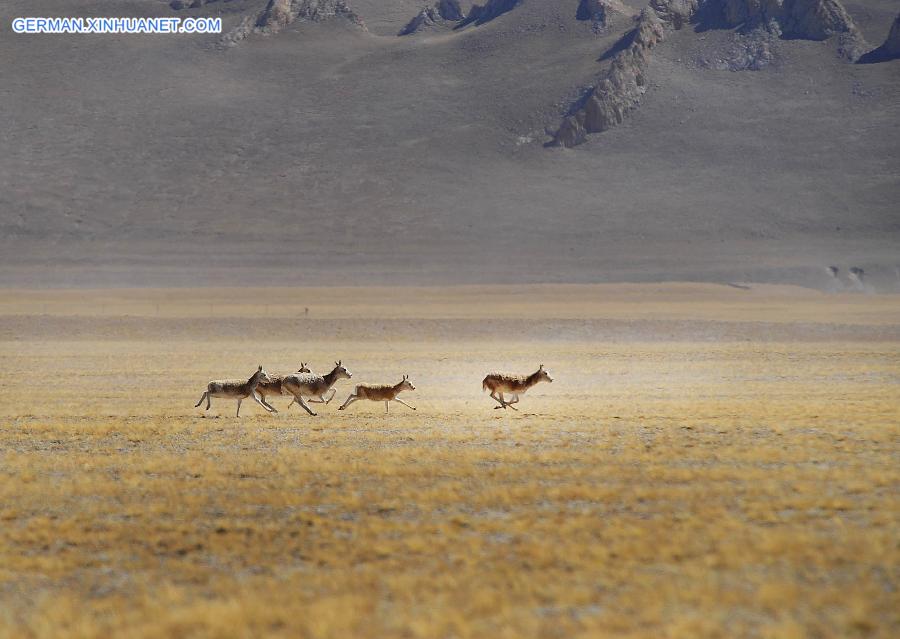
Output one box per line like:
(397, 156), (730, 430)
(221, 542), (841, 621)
(482, 364), (553, 410)
(194, 365), (274, 417)
(282, 361), (352, 416)
(256, 362), (311, 412)
(338, 375), (416, 413)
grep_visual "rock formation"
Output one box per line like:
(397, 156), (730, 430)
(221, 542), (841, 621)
(553, 0), (869, 147)
(706, 0), (867, 60)
(648, 0), (698, 29)
(857, 12), (900, 63)
(255, 0), (367, 33)
(554, 8), (665, 147)
(698, 24), (779, 70)
(400, 0), (465, 35)
(219, 0), (366, 45)
(716, 0), (847, 38)
(577, 0), (635, 32)
(458, 0), (523, 28)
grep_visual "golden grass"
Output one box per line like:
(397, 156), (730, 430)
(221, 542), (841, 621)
(0, 285), (897, 638)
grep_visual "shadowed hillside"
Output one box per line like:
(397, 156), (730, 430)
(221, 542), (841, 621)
(1, 0), (898, 287)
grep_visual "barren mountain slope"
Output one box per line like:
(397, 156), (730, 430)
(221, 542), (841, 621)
(1, 0), (897, 287)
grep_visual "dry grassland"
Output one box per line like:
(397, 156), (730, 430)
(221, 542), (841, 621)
(0, 285), (897, 638)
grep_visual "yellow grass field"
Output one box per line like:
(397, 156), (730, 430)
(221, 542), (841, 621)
(0, 285), (898, 638)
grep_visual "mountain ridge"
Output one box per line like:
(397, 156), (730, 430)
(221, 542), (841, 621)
(1, 0), (897, 288)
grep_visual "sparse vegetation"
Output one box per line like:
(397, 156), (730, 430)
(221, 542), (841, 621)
(0, 285), (897, 638)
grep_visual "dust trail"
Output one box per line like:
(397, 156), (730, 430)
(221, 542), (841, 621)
(848, 266), (871, 293)
(825, 265), (842, 292)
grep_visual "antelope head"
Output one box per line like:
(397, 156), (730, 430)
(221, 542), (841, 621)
(332, 360), (352, 380)
(399, 374), (415, 392)
(536, 364), (553, 383)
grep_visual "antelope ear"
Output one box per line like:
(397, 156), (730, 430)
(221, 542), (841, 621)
(258, 365), (263, 371)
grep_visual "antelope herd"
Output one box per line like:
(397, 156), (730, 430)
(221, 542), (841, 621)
(195, 363), (553, 416)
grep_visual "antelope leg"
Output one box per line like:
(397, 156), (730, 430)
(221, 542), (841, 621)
(254, 392), (277, 414)
(291, 394), (317, 416)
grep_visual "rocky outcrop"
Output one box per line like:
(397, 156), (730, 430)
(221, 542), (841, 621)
(577, 0), (635, 32)
(552, 0), (869, 147)
(399, 0), (465, 35)
(255, 0), (366, 33)
(458, 0), (523, 28)
(645, 0), (864, 49)
(717, 0), (846, 38)
(649, 0), (698, 29)
(219, 0), (366, 45)
(707, 0), (867, 60)
(699, 25), (778, 70)
(857, 12), (900, 63)
(554, 8), (665, 147)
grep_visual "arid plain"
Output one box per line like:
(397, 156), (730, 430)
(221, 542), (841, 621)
(0, 284), (898, 638)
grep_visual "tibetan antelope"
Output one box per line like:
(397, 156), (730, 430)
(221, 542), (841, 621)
(281, 361), (352, 416)
(194, 365), (274, 417)
(482, 364), (553, 410)
(255, 362), (312, 412)
(338, 375), (416, 413)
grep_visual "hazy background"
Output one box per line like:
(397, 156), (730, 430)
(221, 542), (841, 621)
(1, 0), (898, 288)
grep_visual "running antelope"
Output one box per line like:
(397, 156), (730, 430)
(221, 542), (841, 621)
(482, 364), (553, 410)
(256, 362), (311, 412)
(194, 365), (274, 417)
(282, 361), (352, 416)
(338, 375), (416, 413)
